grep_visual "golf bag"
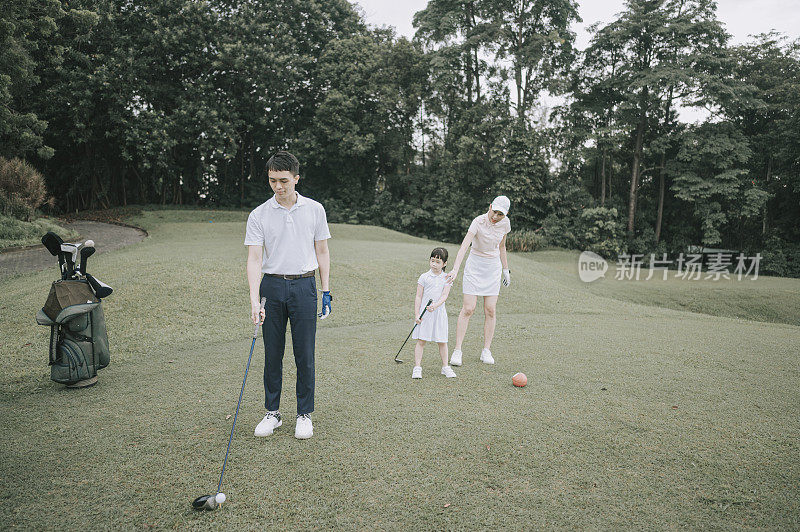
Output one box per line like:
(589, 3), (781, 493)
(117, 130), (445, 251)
(35, 279), (111, 385)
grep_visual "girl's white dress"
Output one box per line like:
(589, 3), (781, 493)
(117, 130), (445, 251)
(412, 270), (452, 343)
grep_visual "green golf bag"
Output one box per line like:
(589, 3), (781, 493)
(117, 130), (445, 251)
(36, 279), (111, 385)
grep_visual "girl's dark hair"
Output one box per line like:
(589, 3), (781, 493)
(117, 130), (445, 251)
(430, 247), (448, 270)
(267, 151), (300, 176)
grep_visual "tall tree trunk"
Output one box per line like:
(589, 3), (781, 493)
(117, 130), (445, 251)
(473, 47), (481, 101)
(655, 151), (666, 242)
(655, 85), (674, 243)
(763, 155), (772, 235)
(601, 150), (607, 207)
(240, 138), (245, 207)
(627, 99), (647, 237)
(250, 138), (255, 186)
(121, 167), (127, 207)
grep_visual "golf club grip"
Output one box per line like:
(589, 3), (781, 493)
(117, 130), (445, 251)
(79, 246), (95, 275)
(420, 299), (434, 319)
(252, 297), (266, 338)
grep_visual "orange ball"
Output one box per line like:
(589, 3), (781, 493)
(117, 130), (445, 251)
(512, 372), (527, 387)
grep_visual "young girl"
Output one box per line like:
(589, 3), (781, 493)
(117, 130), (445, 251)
(412, 247), (457, 379)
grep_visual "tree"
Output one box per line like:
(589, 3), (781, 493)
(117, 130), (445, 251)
(724, 34), (800, 245)
(487, 0), (580, 122)
(582, 0), (729, 242)
(670, 122), (769, 246)
(0, 0), (65, 160)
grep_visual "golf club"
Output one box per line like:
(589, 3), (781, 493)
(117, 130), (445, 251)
(394, 299), (433, 364)
(42, 232), (66, 278)
(85, 273), (113, 299)
(192, 297), (266, 511)
(60, 243), (79, 278)
(79, 241), (95, 276)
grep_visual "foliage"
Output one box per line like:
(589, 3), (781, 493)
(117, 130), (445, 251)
(0, 0), (798, 262)
(0, 157), (52, 221)
(760, 236), (800, 278)
(670, 122), (769, 246)
(580, 207), (624, 258)
(0, 214), (78, 249)
(505, 229), (546, 252)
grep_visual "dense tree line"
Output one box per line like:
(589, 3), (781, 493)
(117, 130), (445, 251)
(2, 0), (799, 274)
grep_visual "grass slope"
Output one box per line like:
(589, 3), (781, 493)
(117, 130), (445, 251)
(0, 210), (798, 529)
(0, 214), (80, 250)
(530, 249), (800, 327)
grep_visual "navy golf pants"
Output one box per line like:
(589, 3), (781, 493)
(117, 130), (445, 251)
(260, 274), (317, 415)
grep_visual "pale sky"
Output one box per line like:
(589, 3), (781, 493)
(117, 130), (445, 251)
(352, 0), (800, 47)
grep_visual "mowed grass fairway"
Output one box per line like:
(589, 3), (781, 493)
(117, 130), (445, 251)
(1, 210), (799, 529)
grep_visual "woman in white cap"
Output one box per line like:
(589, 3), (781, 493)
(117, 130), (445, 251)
(444, 196), (511, 366)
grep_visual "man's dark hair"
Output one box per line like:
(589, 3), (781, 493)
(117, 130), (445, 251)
(431, 247), (448, 270)
(267, 151), (300, 176)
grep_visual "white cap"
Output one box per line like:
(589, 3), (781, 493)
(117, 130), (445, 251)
(491, 195), (510, 215)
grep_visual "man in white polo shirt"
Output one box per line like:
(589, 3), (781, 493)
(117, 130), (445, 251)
(245, 151), (331, 440)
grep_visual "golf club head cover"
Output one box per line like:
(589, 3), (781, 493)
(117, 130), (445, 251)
(319, 291), (332, 319)
(79, 246), (95, 276)
(41, 232), (63, 256)
(86, 274), (113, 298)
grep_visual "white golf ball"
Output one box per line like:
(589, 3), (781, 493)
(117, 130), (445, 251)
(215, 492), (226, 504)
(85, 240), (94, 247)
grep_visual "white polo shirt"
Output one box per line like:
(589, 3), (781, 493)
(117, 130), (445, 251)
(244, 192), (331, 275)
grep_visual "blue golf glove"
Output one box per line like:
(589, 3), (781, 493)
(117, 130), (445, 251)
(319, 291), (332, 319)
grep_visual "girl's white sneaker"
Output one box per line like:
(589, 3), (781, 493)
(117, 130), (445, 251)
(412, 366), (422, 379)
(450, 349), (463, 366)
(441, 366), (457, 378)
(480, 348), (495, 364)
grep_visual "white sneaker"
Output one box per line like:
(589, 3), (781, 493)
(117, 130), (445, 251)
(295, 414), (313, 439)
(254, 411), (282, 436)
(412, 366), (422, 379)
(441, 366), (457, 378)
(450, 349), (463, 366)
(480, 348), (495, 365)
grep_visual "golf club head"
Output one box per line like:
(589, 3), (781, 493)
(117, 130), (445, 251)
(86, 273), (113, 298)
(41, 232), (63, 256)
(394, 355), (403, 364)
(61, 243), (78, 277)
(192, 494), (218, 511)
(79, 246), (95, 276)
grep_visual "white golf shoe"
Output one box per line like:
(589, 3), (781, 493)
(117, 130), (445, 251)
(441, 365), (457, 378)
(480, 348), (495, 365)
(295, 414), (313, 439)
(254, 411), (282, 436)
(450, 349), (463, 366)
(412, 366), (422, 379)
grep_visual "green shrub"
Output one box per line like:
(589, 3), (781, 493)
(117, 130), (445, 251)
(580, 207), (624, 258)
(0, 157), (52, 221)
(506, 230), (547, 252)
(761, 236), (800, 278)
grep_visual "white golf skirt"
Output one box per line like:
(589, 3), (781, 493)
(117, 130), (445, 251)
(412, 304), (449, 343)
(462, 253), (501, 296)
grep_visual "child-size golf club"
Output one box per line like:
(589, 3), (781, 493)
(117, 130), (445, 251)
(192, 297), (266, 511)
(394, 299), (433, 364)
